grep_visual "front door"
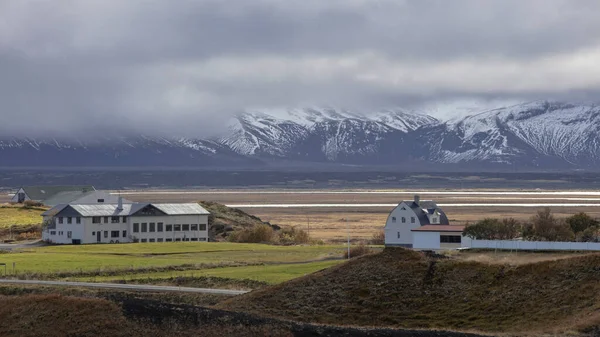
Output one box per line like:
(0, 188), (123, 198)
(97, 231), (101, 243)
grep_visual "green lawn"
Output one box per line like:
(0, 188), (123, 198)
(76, 260), (343, 284)
(2, 242), (346, 276)
(0, 206), (44, 228)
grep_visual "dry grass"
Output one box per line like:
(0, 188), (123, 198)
(0, 294), (294, 337)
(220, 248), (600, 335)
(448, 250), (595, 265)
(0, 204), (45, 228)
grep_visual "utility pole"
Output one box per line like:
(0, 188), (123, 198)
(346, 218), (350, 259)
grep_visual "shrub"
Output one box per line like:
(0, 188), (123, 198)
(463, 218), (521, 240)
(227, 224), (275, 243)
(566, 212), (599, 234)
(278, 227), (310, 245)
(23, 200), (44, 208)
(523, 208), (575, 241)
(343, 244), (372, 259)
(370, 230), (385, 245)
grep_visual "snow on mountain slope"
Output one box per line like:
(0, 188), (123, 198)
(427, 101), (600, 165)
(218, 107), (437, 158)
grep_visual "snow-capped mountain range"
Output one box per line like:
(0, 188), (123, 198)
(2, 101), (600, 170)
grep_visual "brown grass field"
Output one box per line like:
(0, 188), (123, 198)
(6, 189), (600, 242)
(111, 189), (600, 242)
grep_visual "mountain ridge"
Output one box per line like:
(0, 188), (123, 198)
(2, 101), (600, 170)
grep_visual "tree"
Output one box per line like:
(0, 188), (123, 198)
(463, 218), (521, 240)
(566, 212), (599, 234)
(576, 226), (600, 242)
(527, 208), (575, 242)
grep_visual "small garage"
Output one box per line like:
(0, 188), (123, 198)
(411, 225), (465, 250)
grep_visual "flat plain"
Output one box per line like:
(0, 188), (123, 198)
(112, 189), (600, 242)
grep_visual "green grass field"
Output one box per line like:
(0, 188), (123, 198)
(1, 242), (348, 285)
(0, 206), (44, 228)
(75, 260), (342, 284)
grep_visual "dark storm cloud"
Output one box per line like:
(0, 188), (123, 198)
(1, 0), (600, 137)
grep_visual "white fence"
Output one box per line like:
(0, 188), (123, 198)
(461, 237), (600, 251)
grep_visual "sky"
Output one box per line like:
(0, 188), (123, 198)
(1, 0), (600, 137)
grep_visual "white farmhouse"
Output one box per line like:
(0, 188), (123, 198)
(41, 198), (210, 244)
(384, 195), (450, 248)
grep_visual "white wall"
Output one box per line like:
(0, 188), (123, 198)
(412, 231), (440, 250)
(43, 214), (209, 244)
(10, 188), (29, 203)
(384, 202), (421, 247)
(462, 237), (600, 251)
(129, 214), (209, 242)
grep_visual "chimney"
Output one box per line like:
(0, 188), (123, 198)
(117, 196), (123, 211)
(414, 194), (420, 206)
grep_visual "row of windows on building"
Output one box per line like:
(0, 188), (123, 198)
(50, 230), (72, 238)
(440, 235), (461, 243)
(92, 230), (128, 238)
(134, 237), (207, 243)
(92, 216), (128, 224)
(132, 222), (206, 233)
(392, 216), (415, 224)
(57, 217), (81, 224)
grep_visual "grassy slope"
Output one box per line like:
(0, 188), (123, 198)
(0, 294), (293, 337)
(220, 248), (600, 335)
(199, 201), (273, 241)
(80, 260), (342, 284)
(4, 242), (344, 277)
(0, 205), (45, 228)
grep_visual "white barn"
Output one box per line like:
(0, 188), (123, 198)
(41, 198), (210, 244)
(384, 195), (450, 248)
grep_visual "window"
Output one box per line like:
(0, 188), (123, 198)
(411, 217), (415, 223)
(392, 217), (396, 223)
(141, 239), (147, 243)
(397, 232), (400, 239)
(149, 223), (155, 232)
(440, 235), (461, 243)
(157, 223), (163, 232)
(122, 230), (127, 238)
(157, 238), (164, 242)
(141, 223), (147, 232)
(97, 199), (105, 203)
(133, 223), (139, 233)
(111, 216), (120, 223)
(182, 224), (190, 231)
(58, 231), (63, 235)
(67, 217), (72, 224)
(58, 217), (64, 224)
(166, 225), (173, 232)
(50, 231), (56, 235)
(183, 238), (190, 242)
(67, 231), (72, 238)
(76, 217), (81, 224)
(103, 216), (109, 223)
(432, 217), (438, 223)
(122, 216), (127, 223)
(111, 231), (119, 238)
(92, 231), (95, 236)
(92, 217), (101, 224)
(199, 224), (206, 231)
(191, 238), (198, 242)
(401, 217), (406, 223)
(191, 224), (198, 231)
(104, 231), (108, 238)
(175, 238), (181, 242)
(149, 238), (156, 243)
(174, 224), (181, 231)
(199, 238), (207, 242)
(166, 238), (173, 242)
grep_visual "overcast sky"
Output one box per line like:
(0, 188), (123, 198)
(2, 0), (600, 137)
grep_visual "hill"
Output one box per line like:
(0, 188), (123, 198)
(198, 201), (279, 241)
(219, 248), (600, 336)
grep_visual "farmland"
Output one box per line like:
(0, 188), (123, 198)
(0, 242), (348, 286)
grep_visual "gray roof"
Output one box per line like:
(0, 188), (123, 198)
(21, 185), (96, 202)
(153, 203), (210, 215)
(46, 202), (210, 217)
(402, 200), (450, 225)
